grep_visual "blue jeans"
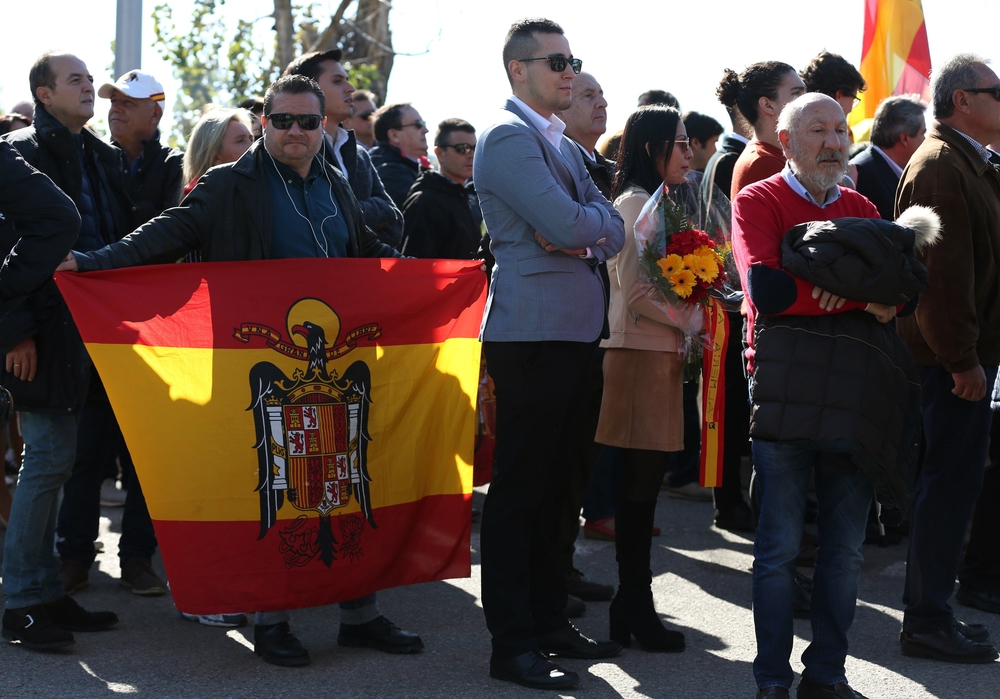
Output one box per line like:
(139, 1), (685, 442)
(751, 440), (872, 690)
(2, 412), (79, 608)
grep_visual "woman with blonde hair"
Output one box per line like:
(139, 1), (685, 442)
(182, 108), (254, 195)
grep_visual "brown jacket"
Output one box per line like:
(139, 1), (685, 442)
(601, 185), (684, 352)
(895, 123), (1000, 372)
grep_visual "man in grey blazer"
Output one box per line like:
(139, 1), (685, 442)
(475, 18), (626, 691)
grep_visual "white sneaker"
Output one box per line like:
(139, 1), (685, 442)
(179, 612), (247, 628)
(99, 478), (127, 507)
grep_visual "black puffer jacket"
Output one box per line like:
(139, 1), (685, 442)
(751, 216), (932, 520)
(115, 135), (184, 230)
(400, 170), (482, 259)
(1, 106), (128, 412)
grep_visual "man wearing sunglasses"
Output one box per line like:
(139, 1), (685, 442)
(283, 50), (404, 251)
(370, 103), (430, 208)
(896, 53), (1000, 665)
(475, 18), (625, 691)
(400, 118), (482, 259)
(344, 90), (378, 150)
(58, 75), (404, 667)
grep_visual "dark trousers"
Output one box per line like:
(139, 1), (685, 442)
(481, 340), (596, 658)
(959, 409), (1000, 592)
(57, 399), (157, 565)
(555, 346), (605, 577)
(581, 446), (624, 521)
(665, 380), (700, 487)
(903, 364), (997, 633)
(715, 311), (750, 512)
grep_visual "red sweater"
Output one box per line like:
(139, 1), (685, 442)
(730, 140), (785, 200)
(732, 174), (880, 370)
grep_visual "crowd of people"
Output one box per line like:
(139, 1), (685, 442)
(1, 15), (999, 698)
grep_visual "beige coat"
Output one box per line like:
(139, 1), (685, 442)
(601, 184), (684, 353)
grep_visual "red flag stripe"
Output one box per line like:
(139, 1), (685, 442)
(55, 258), (486, 349)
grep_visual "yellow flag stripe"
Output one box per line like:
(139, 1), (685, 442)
(87, 338), (481, 522)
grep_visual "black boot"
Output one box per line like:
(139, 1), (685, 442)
(609, 498), (685, 652)
(254, 622), (310, 666)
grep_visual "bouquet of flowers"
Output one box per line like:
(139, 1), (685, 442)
(634, 180), (741, 349)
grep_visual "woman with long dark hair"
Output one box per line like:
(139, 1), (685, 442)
(596, 105), (693, 653)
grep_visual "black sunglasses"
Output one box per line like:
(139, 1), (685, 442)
(441, 143), (475, 155)
(357, 110), (375, 121)
(399, 120), (427, 130)
(519, 54), (583, 74)
(265, 113), (323, 130)
(963, 85), (1000, 102)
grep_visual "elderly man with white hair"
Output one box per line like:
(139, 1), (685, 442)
(732, 92), (936, 699)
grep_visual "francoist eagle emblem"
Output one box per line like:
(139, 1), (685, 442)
(236, 298), (382, 568)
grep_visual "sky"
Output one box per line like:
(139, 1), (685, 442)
(2, 0), (999, 143)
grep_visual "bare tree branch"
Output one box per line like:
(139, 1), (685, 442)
(341, 17), (431, 57)
(305, 0), (355, 54)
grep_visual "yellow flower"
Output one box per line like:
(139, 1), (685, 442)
(694, 245), (715, 258)
(682, 254), (699, 270)
(692, 254), (719, 282)
(657, 254), (684, 277)
(669, 269), (696, 298)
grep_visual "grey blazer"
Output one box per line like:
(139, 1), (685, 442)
(475, 99), (625, 342)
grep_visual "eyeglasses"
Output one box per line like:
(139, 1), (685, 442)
(399, 120), (427, 130)
(265, 113), (323, 130)
(963, 85), (1000, 102)
(673, 137), (692, 153)
(519, 55), (583, 74)
(441, 143), (475, 155)
(357, 110), (375, 121)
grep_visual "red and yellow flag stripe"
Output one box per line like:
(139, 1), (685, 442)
(56, 258), (486, 614)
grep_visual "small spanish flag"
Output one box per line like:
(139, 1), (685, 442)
(55, 259), (486, 614)
(850, 0), (932, 141)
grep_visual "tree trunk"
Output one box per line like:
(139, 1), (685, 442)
(273, 0), (295, 73)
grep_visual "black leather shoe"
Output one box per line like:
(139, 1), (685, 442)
(490, 650), (579, 690)
(254, 622), (310, 666)
(955, 619), (991, 643)
(956, 586), (1000, 615)
(2, 605), (74, 649)
(901, 625), (998, 663)
(797, 677), (868, 698)
(567, 568), (614, 601)
(46, 595), (117, 631)
(564, 595), (586, 618)
(715, 502), (755, 533)
(757, 687), (790, 698)
(535, 623), (622, 659)
(337, 615), (424, 654)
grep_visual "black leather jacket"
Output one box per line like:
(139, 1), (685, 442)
(74, 140), (400, 270)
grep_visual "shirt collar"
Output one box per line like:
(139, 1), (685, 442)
(727, 132), (750, 146)
(953, 128), (993, 163)
(871, 145), (904, 178)
(510, 95), (566, 150)
(781, 163), (842, 208)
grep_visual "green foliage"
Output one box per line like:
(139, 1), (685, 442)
(345, 62), (380, 93)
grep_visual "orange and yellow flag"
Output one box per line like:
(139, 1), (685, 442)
(850, 0), (932, 141)
(55, 259), (486, 615)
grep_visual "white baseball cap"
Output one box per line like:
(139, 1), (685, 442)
(98, 70), (165, 102)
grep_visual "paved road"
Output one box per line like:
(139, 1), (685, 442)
(1, 487), (997, 698)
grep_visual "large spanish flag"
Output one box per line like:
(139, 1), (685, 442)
(850, 0), (931, 141)
(55, 259), (486, 614)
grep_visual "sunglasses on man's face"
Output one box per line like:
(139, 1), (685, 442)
(519, 54), (583, 74)
(963, 85), (1000, 102)
(265, 113), (323, 130)
(442, 143), (476, 155)
(357, 110), (375, 121)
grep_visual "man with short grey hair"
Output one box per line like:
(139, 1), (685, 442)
(850, 95), (926, 220)
(733, 92), (901, 698)
(897, 53), (1000, 664)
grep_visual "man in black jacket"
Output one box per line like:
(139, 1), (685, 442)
(61, 75), (416, 669)
(369, 103), (429, 208)
(1, 51), (122, 651)
(283, 51), (404, 249)
(401, 119), (482, 259)
(850, 95), (926, 221)
(55, 69), (184, 602)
